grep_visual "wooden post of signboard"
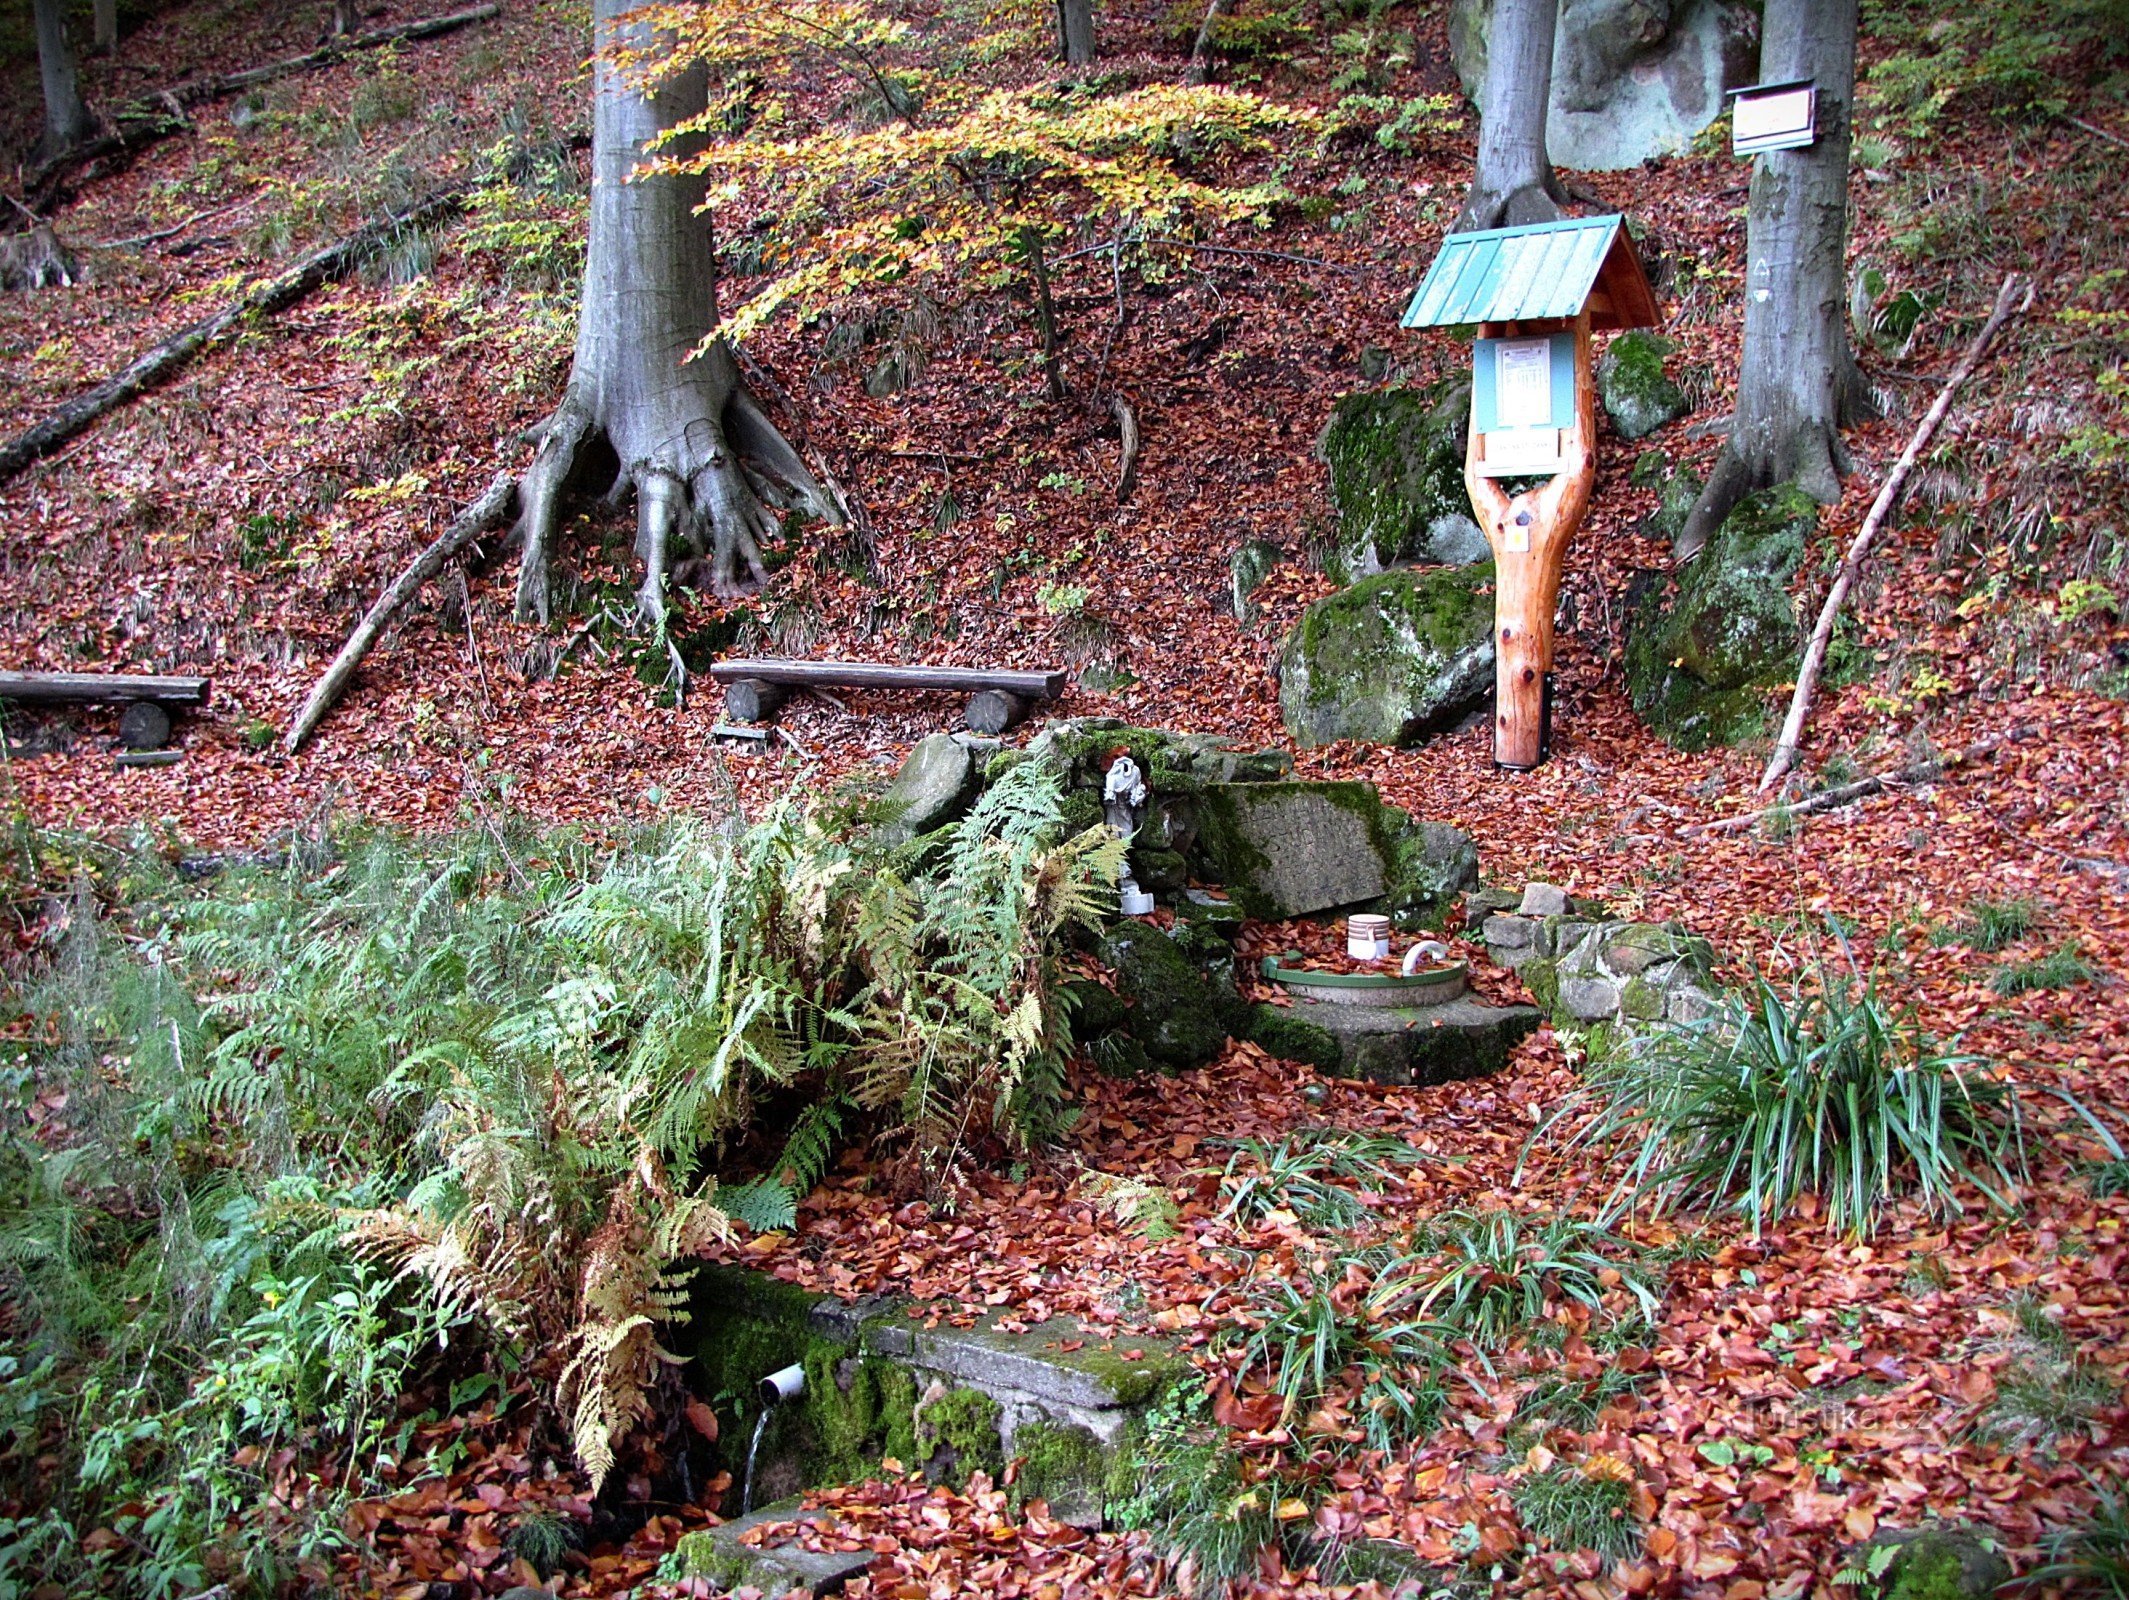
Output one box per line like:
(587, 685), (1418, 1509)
(1465, 310), (1596, 770)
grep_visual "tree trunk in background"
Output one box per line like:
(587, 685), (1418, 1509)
(1057, 0), (1095, 65)
(93, 0), (118, 55)
(513, 0), (839, 625)
(1676, 0), (1874, 558)
(1455, 0), (1565, 232)
(33, 0), (97, 156)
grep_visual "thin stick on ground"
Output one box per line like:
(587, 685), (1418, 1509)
(1684, 728), (2033, 836)
(283, 471), (518, 753)
(16, 5), (499, 214)
(1759, 274), (2031, 793)
(0, 187), (470, 486)
(1111, 394), (1140, 503)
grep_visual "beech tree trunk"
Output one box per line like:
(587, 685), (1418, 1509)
(1455, 0), (1566, 233)
(1676, 0), (1874, 558)
(93, 0), (118, 54)
(33, 0), (97, 156)
(515, 0), (839, 626)
(1057, 0), (1095, 65)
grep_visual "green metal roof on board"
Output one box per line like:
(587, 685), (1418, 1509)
(1401, 214), (1660, 332)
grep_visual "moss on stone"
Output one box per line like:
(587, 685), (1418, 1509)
(1619, 975), (1665, 1022)
(1598, 331), (1688, 440)
(674, 1527), (753, 1585)
(1868, 1526), (2012, 1600)
(1099, 923), (1228, 1069)
(1230, 539), (1285, 621)
(913, 1384), (1004, 1482)
(1319, 378), (1484, 582)
(1624, 485), (1816, 751)
(1247, 1003), (1344, 1074)
(1521, 956), (1560, 1017)
(1062, 978), (1129, 1040)
(1279, 564), (1497, 748)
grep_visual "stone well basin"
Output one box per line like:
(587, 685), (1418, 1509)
(1259, 953), (1469, 1009)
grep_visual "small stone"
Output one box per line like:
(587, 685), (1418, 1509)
(1859, 1524), (2011, 1600)
(1518, 883), (1571, 917)
(118, 701), (172, 751)
(1559, 977), (1621, 1021)
(1598, 330), (1689, 440)
(1229, 538), (1285, 621)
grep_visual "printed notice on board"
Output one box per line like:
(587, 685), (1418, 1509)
(1495, 339), (1552, 428)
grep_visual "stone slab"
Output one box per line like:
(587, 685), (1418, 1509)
(1297, 996), (1542, 1085)
(867, 1313), (1182, 1413)
(676, 1504), (874, 1597)
(1194, 782), (1389, 917)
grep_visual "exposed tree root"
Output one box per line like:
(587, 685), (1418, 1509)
(512, 346), (836, 627)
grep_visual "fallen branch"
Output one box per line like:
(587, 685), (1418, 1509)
(1183, 0), (1231, 84)
(1144, 236), (1365, 275)
(283, 471), (518, 753)
(17, 5), (500, 214)
(2062, 113), (2129, 153)
(1759, 274), (2031, 793)
(1683, 728), (2033, 836)
(1111, 394), (1140, 502)
(0, 181), (491, 486)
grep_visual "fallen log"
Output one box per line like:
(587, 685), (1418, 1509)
(706, 659), (1068, 698)
(1759, 274), (2031, 793)
(18, 5), (500, 215)
(283, 469), (518, 753)
(0, 669), (209, 706)
(0, 186), (469, 486)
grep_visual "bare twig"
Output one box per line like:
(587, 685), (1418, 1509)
(1683, 728), (2033, 836)
(1759, 274), (2032, 792)
(2062, 113), (2129, 152)
(1144, 236), (1365, 275)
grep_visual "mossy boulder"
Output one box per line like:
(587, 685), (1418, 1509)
(879, 733), (983, 844)
(1025, 719), (1292, 797)
(1859, 1524), (2011, 1600)
(1319, 379), (1487, 583)
(1279, 564), (1496, 748)
(1624, 485), (1815, 751)
(1598, 331), (1688, 440)
(1098, 922), (1229, 1069)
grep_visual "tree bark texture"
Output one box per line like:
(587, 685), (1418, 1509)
(1677, 0), (1874, 557)
(34, 0), (97, 156)
(1455, 0), (1565, 232)
(1057, 0), (1095, 65)
(514, 0), (838, 626)
(93, 0), (118, 54)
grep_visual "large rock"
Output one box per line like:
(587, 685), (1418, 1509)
(879, 733), (983, 843)
(1450, 0), (1758, 171)
(1279, 565), (1495, 748)
(1857, 1525), (2012, 1600)
(1318, 379), (1487, 583)
(1192, 781), (1478, 925)
(1598, 331), (1689, 440)
(1624, 486), (1815, 751)
(1303, 996), (1543, 1086)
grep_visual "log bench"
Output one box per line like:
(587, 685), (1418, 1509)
(1, 670), (210, 751)
(707, 659), (1067, 734)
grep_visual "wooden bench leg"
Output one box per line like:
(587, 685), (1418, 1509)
(726, 678), (789, 724)
(964, 689), (1029, 735)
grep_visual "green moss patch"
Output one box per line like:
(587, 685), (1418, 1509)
(1319, 379), (1486, 581)
(1279, 564), (1496, 748)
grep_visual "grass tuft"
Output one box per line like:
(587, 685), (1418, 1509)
(1513, 1462), (1641, 1561)
(2029, 1471), (2129, 1599)
(1538, 967), (2027, 1238)
(1932, 897), (2043, 952)
(1989, 941), (2097, 996)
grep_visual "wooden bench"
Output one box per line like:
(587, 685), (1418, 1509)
(707, 659), (1067, 734)
(0, 670), (210, 707)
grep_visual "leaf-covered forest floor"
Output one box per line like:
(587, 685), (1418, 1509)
(2, 0), (2127, 1595)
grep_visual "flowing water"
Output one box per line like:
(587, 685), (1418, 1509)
(740, 1408), (773, 1515)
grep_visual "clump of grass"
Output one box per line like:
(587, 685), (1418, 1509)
(1113, 1402), (1286, 1599)
(2029, 1471), (2129, 1598)
(1517, 1365), (1649, 1431)
(1539, 968), (2027, 1238)
(1216, 1127), (1425, 1232)
(1513, 1461), (1641, 1561)
(1933, 897), (2043, 951)
(1981, 1350), (2116, 1449)
(1990, 941), (2096, 997)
